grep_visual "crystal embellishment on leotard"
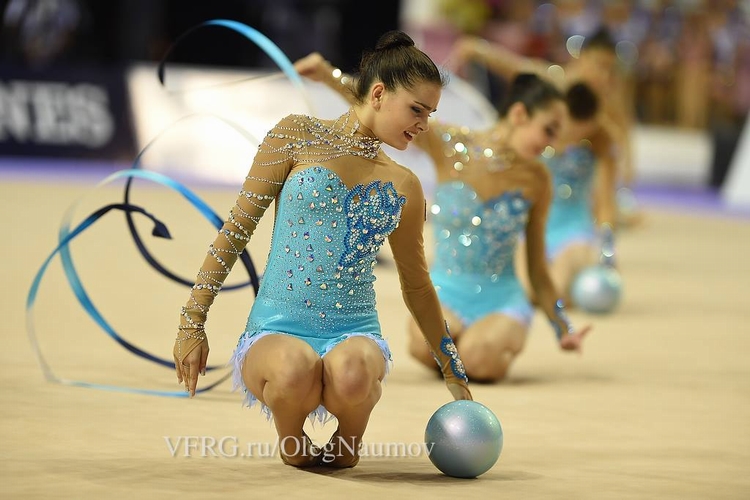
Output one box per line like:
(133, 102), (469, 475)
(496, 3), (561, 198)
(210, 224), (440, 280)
(431, 186), (530, 277)
(340, 180), (405, 267)
(544, 144), (596, 202)
(239, 163), (407, 336)
(439, 125), (514, 174)
(542, 143), (598, 255)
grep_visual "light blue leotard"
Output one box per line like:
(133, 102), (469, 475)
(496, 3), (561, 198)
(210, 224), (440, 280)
(231, 165), (403, 422)
(543, 144), (597, 258)
(429, 182), (533, 327)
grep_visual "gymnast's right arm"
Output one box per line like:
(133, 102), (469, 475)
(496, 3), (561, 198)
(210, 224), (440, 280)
(173, 116), (296, 397)
(447, 36), (549, 82)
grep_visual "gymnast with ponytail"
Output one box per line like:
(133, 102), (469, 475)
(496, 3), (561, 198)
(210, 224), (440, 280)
(174, 30), (472, 469)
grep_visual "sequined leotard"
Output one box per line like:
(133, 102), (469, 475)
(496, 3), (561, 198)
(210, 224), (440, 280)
(430, 185), (533, 326)
(176, 111), (466, 421)
(543, 143), (597, 258)
(237, 166), (402, 353)
(421, 122), (535, 327)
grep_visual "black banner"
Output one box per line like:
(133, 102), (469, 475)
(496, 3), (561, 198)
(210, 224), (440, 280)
(0, 65), (136, 160)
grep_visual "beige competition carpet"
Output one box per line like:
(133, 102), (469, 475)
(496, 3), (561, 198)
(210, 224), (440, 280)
(1, 171), (749, 499)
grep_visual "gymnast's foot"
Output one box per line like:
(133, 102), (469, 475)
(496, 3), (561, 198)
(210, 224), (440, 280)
(279, 432), (322, 468)
(320, 427), (360, 468)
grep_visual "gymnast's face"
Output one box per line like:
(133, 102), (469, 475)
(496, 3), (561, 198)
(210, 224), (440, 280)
(373, 82), (441, 151)
(509, 100), (565, 161)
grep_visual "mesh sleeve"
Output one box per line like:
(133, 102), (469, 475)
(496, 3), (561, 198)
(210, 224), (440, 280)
(387, 173), (469, 388)
(174, 115), (300, 362)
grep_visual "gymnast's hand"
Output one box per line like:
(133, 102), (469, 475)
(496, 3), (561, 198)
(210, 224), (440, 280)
(559, 324), (593, 353)
(445, 36), (482, 73)
(173, 338), (209, 398)
(446, 380), (473, 401)
(293, 52), (330, 82)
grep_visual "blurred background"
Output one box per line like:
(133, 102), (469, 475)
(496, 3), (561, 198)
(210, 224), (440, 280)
(1, 0), (749, 204)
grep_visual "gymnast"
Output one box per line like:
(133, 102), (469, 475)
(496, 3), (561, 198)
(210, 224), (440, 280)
(173, 31), (471, 469)
(449, 28), (622, 306)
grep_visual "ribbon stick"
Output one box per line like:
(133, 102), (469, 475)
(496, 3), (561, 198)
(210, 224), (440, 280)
(157, 19), (315, 114)
(160, 70), (289, 94)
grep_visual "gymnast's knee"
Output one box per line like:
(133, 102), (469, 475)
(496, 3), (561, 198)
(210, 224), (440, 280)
(462, 350), (512, 382)
(265, 350), (323, 400)
(458, 331), (525, 382)
(323, 349), (383, 408)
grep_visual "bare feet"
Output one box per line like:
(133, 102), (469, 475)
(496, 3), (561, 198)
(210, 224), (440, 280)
(319, 427), (360, 468)
(279, 432), (322, 468)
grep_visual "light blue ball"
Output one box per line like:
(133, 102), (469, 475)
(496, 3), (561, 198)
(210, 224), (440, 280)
(424, 400), (503, 478)
(617, 187), (639, 221)
(572, 264), (623, 314)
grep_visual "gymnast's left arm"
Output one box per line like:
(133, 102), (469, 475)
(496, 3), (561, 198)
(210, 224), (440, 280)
(526, 166), (592, 352)
(388, 172), (472, 401)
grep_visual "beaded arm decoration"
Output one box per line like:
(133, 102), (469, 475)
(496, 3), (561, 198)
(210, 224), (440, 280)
(550, 299), (575, 341)
(599, 222), (616, 267)
(175, 178), (277, 362)
(430, 322), (468, 383)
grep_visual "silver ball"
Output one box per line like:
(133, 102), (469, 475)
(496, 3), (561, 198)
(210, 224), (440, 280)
(572, 265), (623, 314)
(425, 400), (503, 478)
